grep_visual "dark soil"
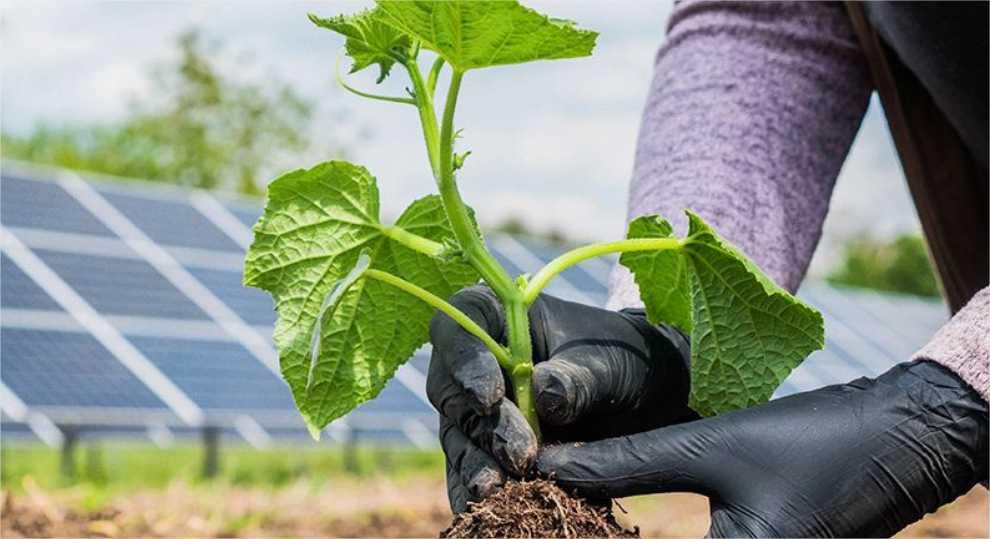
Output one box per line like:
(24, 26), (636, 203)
(440, 479), (639, 538)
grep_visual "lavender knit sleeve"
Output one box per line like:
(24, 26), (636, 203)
(607, 0), (990, 400)
(606, 0), (871, 305)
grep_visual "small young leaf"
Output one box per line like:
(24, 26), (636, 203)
(620, 211), (825, 417)
(309, 8), (412, 83)
(375, 0), (598, 72)
(453, 151), (471, 171)
(244, 161), (479, 434)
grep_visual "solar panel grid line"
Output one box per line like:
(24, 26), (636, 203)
(1, 227), (206, 426)
(0, 382), (64, 447)
(1, 309), (79, 333)
(32, 405), (182, 427)
(194, 184), (439, 413)
(9, 226), (244, 272)
(401, 418), (437, 449)
(9, 227), (136, 259)
(58, 172), (281, 377)
(234, 414), (273, 449)
(2, 308), (235, 341)
(147, 422), (176, 448)
(190, 191), (255, 249)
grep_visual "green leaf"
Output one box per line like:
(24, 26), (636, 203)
(309, 9), (412, 83)
(375, 0), (597, 72)
(244, 161), (479, 434)
(620, 211), (825, 417)
(620, 216), (692, 334)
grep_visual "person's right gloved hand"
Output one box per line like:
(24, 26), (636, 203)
(537, 360), (989, 537)
(427, 286), (695, 513)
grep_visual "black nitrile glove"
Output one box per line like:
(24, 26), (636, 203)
(427, 286), (694, 513)
(538, 360), (989, 538)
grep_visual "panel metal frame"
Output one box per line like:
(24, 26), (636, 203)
(1, 227), (205, 426)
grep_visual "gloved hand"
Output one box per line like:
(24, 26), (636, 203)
(538, 360), (989, 538)
(427, 286), (694, 512)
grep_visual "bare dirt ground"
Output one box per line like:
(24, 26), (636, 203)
(3, 476), (986, 538)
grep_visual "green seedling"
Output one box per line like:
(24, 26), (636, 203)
(244, 0), (825, 440)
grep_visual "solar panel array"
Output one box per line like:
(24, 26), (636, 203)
(0, 163), (951, 448)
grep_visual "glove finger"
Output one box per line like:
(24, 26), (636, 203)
(434, 357), (538, 476)
(445, 458), (471, 514)
(428, 286), (506, 415)
(532, 346), (652, 427)
(536, 421), (715, 499)
(707, 509), (766, 538)
(441, 416), (506, 502)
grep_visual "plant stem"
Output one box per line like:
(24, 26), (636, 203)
(407, 61), (540, 439)
(505, 298), (540, 438)
(427, 57), (445, 96)
(405, 61), (442, 174)
(336, 56), (416, 105)
(378, 225), (445, 257)
(510, 362), (540, 440)
(436, 70), (517, 300)
(365, 269), (512, 367)
(522, 237), (683, 304)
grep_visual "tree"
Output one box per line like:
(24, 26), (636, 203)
(2, 30), (315, 196)
(827, 234), (941, 298)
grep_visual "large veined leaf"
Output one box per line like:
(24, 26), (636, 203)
(244, 161), (478, 435)
(376, 0), (598, 71)
(309, 8), (412, 83)
(620, 216), (692, 334)
(621, 211), (825, 416)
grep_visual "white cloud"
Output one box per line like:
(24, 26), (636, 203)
(1, 0), (919, 279)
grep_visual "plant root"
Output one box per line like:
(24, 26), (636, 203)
(440, 479), (638, 538)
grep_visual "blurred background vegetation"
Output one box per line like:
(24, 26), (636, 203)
(1, 30), (315, 196)
(827, 233), (940, 298)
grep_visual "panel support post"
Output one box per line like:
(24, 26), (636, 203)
(201, 426), (220, 479)
(343, 428), (360, 474)
(60, 426), (78, 480)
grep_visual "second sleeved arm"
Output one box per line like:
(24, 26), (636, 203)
(608, 0), (873, 309)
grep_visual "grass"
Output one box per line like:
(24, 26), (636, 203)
(1, 441), (444, 510)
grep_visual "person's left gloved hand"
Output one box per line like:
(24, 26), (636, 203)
(428, 287), (695, 512)
(538, 360), (989, 538)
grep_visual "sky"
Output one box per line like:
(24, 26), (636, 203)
(1, 1), (924, 277)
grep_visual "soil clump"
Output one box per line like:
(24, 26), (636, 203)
(440, 479), (638, 538)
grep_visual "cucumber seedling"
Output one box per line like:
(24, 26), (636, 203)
(244, 0), (825, 442)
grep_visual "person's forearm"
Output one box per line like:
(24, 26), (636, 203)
(608, 0), (872, 310)
(915, 287), (990, 401)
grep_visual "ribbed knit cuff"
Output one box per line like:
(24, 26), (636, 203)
(913, 287), (990, 402)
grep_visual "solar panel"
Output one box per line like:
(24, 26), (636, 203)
(2, 328), (168, 409)
(126, 337), (294, 411)
(185, 267), (275, 326)
(2, 253), (62, 311)
(408, 351), (431, 376)
(488, 242), (526, 277)
(0, 168), (957, 449)
(355, 381), (434, 415)
(1, 175), (115, 237)
(514, 237), (608, 296)
(99, 188), (243, 252)
(224, 202), (262, 230)
(33, 249), (211, 320)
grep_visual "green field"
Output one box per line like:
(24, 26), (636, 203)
(2, 441), (443, 508)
